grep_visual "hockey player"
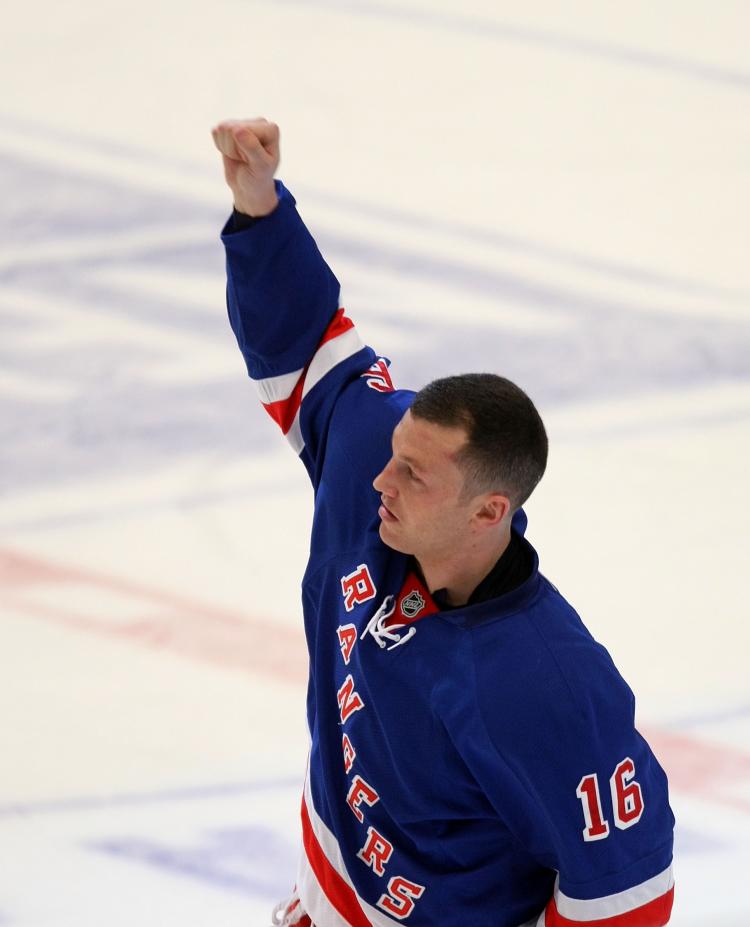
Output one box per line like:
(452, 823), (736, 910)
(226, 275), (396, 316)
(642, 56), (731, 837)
(212, 118), (675, 927)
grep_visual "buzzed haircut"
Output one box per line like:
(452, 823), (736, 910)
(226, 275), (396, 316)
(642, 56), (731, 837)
(410, 373), (548, 510)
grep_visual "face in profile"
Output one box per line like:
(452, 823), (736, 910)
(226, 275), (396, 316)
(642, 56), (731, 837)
(372, 410), (489, 562)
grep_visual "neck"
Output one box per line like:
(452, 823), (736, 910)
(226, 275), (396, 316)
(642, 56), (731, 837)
(418, 528), (512, 608)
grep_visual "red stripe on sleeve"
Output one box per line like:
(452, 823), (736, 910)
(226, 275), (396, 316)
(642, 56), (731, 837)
(545, 885), (674, 927)
(262, 308), (355, 435)
(318, 307), (355, 346)
(300, 796), (373, 927)
(263, 370), (307, 434)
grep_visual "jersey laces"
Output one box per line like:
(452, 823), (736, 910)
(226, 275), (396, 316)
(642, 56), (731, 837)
(361, 594), (417, 651)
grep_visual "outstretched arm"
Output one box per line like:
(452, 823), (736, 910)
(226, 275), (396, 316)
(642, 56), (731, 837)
(213, 118), (400, 499)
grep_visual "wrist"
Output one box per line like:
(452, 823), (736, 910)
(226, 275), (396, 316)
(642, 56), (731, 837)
(234, 188), (279, 219)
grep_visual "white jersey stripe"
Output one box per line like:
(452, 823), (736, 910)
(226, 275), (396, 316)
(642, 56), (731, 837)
(254, 325), (365, 455)
(251, 321), (364, 406)
(286, 411), (304, 455)
(302, 772), (354, 889)
(297, 850), (354, 927)
(253, 366), (304, 404)
(302, 326), (365, 400)
(302, 775), (404, 927)
(297, 850), (358, 927)
(553, 864), (674, 921)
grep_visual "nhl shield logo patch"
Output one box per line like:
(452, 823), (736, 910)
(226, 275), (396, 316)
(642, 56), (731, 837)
(400, 590), (426, 620)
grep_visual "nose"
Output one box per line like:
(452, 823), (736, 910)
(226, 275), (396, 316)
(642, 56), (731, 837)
(373, 457), (396, 497)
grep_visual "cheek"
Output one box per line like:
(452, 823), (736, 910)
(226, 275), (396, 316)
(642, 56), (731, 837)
(410, 491), (450, 526)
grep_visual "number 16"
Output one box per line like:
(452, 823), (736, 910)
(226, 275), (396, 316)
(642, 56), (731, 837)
(576, 757), (644, 842)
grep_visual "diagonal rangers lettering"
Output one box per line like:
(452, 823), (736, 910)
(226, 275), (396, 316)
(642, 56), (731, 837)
(377, 876), (426, 920)
(337, 623), (358, 665)
(346, 775), (380, 823)
(357, 826), (394, 876)
(337, 674), (365, 724)
(342, 734), (357, 774)
(341, 564), (377, 612)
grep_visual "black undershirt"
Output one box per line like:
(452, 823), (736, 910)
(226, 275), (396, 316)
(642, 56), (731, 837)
(230, 208), (264, 232)
(429, 531), (534, 611)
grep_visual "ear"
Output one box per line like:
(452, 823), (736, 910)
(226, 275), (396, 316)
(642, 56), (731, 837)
(472, 493), (512, 529)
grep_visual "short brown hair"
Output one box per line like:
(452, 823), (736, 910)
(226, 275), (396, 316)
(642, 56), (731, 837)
(410, 373), (548, 509)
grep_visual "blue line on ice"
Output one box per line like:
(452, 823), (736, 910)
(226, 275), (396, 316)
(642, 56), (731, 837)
(0, 777), (301, 818)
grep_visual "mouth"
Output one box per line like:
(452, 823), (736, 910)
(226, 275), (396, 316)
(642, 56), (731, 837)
(379, 501), (399, 523)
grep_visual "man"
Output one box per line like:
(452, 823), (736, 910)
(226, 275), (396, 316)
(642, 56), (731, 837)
(212, 118), (675, 927)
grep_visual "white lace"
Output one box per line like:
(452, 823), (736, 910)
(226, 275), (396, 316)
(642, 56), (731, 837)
(360, 595), (416, 651)
(270, 889), (305, 926)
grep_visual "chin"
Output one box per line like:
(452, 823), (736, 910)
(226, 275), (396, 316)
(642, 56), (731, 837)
(378, 522), (413, 555)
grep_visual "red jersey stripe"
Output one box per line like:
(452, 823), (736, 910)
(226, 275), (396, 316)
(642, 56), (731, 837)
(300, 796), (373, 927)
(319, 307), (356, 347)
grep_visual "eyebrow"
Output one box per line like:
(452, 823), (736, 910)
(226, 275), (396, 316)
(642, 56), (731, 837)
(401, 454), (425, 473)
(391, 433), (426, 474)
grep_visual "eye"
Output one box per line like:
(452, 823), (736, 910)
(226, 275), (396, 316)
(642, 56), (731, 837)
(406, 465), (421, 482)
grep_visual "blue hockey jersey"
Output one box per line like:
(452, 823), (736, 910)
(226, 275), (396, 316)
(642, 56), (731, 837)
(222, 182), (675, 927)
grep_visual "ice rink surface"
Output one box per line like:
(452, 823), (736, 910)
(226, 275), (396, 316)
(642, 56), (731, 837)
(1, 1), (749, 924)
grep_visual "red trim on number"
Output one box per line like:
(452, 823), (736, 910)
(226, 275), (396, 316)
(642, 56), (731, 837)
(300, 796), (373, 927)
(545, 885), (674, 927)
(262, 308), (357, 435)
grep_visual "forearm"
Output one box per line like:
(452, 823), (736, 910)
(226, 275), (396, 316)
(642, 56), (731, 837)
(222, 180), (341, 381)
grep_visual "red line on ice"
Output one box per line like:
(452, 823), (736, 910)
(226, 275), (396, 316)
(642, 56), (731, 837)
(3, 547), (749, 813)
(0, 546), (307, 685)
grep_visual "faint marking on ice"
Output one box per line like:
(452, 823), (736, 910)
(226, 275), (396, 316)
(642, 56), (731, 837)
(0, 367), (75, 402)
(642, 726), (750, 816)
(85, 267), (221, 312)
(0, 778), (300, 819)
(2, 112), (746, 307)
(90, 826), (296, 898)
(2, 128), (750, 494)
(0, 225), (217, 274)
(0, 547), (307, 684)
(667, 703), (750, 730)
(0, 475), (301, 533)
(273, 0), (750, 91)
(674, 826), (730, 855)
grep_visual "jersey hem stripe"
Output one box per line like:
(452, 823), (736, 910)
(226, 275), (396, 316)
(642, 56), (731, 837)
(301, 774), (405, 927)
(553, 864), (673, 920)
(544, 885), (674, 926)
(544, 867), (674, 927)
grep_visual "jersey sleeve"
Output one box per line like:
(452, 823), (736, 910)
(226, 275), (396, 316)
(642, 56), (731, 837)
(222, 180), (382, 485)
(438, 608), (675, 927)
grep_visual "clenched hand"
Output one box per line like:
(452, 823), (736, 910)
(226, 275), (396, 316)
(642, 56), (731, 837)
(212, 118), (281, 218)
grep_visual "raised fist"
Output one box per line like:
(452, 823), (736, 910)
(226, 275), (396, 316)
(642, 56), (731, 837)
(212, 118), (281, 218)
